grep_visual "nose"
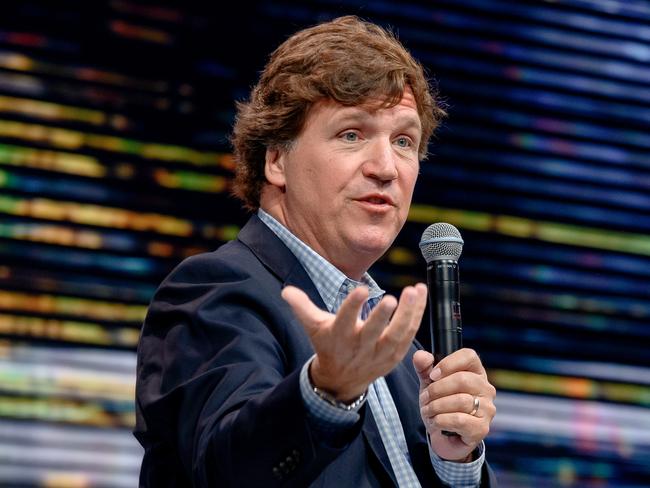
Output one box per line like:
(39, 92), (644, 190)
(362, 139), (398, 183)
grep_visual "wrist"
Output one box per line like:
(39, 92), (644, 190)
(428, 433), (478, 463)
(309, 359), (367, 403)
(441, 445), (477, 463)
(312, 385), (367, 411)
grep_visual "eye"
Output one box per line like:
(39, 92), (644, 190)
(340, 131), (359, 142)
(395, 136), (412, 148)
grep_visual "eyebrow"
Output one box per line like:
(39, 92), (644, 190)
(331, 108), (422, 132)
(394, 116), (422, 132)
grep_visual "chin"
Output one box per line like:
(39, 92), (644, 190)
(353, 227), (397, 256)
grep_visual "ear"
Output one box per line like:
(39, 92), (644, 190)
(264, 147), (287, 190)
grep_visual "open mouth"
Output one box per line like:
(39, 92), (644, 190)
(365, 196), (388, 204)
(356, 194), (395, 207)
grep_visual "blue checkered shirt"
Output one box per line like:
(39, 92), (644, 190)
(258, 209), (484, 487)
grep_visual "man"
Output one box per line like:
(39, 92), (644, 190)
(135, 15), (497, 487)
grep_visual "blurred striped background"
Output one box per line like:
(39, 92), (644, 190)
(0, 1), (648, 486)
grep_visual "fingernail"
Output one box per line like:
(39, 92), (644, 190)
(430, 368), (441, 381)
(419, 389), (429, 404)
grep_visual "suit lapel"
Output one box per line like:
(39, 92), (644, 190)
(362, 404), (399, 486)
(236, 214), (327, 311)
(361, 359), (424, 487)
(384, 353), (435, 486)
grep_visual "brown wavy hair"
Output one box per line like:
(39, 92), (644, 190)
(231, 15), (446, 210)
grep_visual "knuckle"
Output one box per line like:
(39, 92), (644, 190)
(419, 405), (427, 418)
(488, 402), (497, 418)
(453, 412), (466, 428)
(465, 348), (484, 370)
(381, 332), (400, 348)
(429, 398), (442, 414)
(464, 347), (478, 357)
(459, 347), (478, 361)
(457, 372), (472, 390)
(427, 384), (440, 401)
(471, 424), (488, 442)
(424, 404), (434, 418)
(425, 405), (437, 419)
(427, 382), (437, 394)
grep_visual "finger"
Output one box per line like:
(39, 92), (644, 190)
(378, 286), (419, 346)
(328, 286), (368, 343)
(405, 283), (427, 344)
(412, 350), (434, 390)
(429, 348), (487, 382)
(391, 283), (428, 345)
(409, 283), (428, 331)
(428, 412), (489, 444)
(281, 285), (332, 336)
(370, 289), (416, 367)
(359, 294), (397, 343)
(425, 371), (490, 401)
(378, 284), (427, 360)
(420, 392), (477, 419)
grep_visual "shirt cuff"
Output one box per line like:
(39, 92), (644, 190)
(429, 440), (485, 488)
(299, 356), (365, 432)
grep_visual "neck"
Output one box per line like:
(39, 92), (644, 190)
(259, 196), (372, 281)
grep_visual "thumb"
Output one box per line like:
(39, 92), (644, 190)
(412, 350), (435, 390)
(281, 285), (331, 336)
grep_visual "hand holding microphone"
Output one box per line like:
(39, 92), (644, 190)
(419, 223), (464, 437)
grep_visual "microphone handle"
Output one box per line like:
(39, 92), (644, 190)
(426, 259), (463, 437)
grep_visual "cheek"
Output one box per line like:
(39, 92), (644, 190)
(401, 169), (418, 199)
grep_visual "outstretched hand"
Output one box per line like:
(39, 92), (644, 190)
(282, 283), (427, 402)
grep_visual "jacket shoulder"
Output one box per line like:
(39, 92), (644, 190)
(163, 240), (261, 285)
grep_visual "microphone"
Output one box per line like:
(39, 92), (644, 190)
(419, 222), (464, 361)
(419, 223), (464, 437)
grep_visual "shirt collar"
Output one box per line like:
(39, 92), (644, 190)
(257, 209), (384, 313)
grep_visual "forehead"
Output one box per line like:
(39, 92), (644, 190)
(306, 87), (421, 130)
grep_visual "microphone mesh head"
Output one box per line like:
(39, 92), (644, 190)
(419, 222), (464, 263)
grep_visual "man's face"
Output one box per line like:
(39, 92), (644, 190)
(265, 88), (422, 279)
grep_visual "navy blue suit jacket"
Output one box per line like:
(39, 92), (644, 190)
(135, 215), (497, 487)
